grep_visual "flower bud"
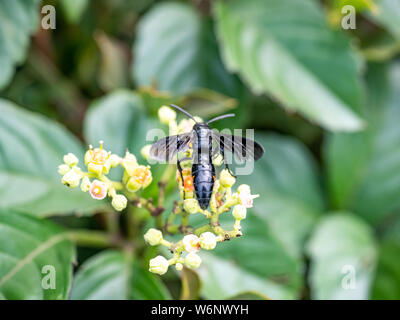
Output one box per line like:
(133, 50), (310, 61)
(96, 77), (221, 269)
(158, 106), (176, 125)
(182, 234), (200, 253)
(144, 228), (163, 246)
(232, 204), (247, 220)
(183, 199), (200, 214)
(62, 170), (81, 188)
(141, 145), (152, 161)
(87, 162), (104, 176)
(199, 232), (217, 250)
(220, 169), (235, 188)
(121, 151), (138, 176)
(237, 184), (251, 194)
(185, 253), (202, 269)
(213, 153), (223, 167)
(175, 263), (183, 271)
(109, 154), (121, 167)
(80, 176), (91, 192)
(63, 153), (79, 167)
(111, 194), (128, 211)
(149, 256), (169, 275)
(89, 179), (108, 200)
(126, 176), (142, 192)
(58, 164), (70, 175)
(237, 184), (259, 208)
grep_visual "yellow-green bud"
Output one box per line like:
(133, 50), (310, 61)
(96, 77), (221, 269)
(185, 253), (202, 269)
(109, 154), (121, 167)
(62, 170), (81, 188)
(220, 169), (235, 188)
(149, 256), (169, 275)
(212, 153), (224, 166)
(175, 263), (183, 271)
(158, 106), (176, 125)
(80, 176), (91, 192)
(111, 194), (128, 211)
(126, 176), (142, 192)
(237, 184), (251, 194)
(121, 151), (138, 176)
(141, 145), (152, 161)
(144, 228), (163, 246)
(183, 199), (200, 214)
(232, 204), (247, 220)
(63, 153), (79, 167)
(87, 162), (103, 176)
(58, 164), (70, 175)
(199, 232), (217, 250)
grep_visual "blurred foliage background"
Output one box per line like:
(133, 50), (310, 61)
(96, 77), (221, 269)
(0, 0), (399, 300)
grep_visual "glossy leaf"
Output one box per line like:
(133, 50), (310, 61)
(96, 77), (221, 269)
(214, 0), (365, 131)
(0, 0), (40, 89)
(0, 99), (107, 216)
(307, 213), (377, 299)
(71, 250), (171, 300)
(132, 2), (241, 97)
(0, 210), (75, 299)
(325, 63), (400, 224)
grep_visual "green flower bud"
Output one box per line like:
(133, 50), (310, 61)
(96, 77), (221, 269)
(111, 194), (128, 211)
(63, 153), (79, 167)
(80, 176), (91, 192)
(62, 170), (81, 188)
(149, 256), (169, 275)
(144, 228), (163, 246)
(232, 204), (247, 220)
(220, 169), (235, 188)
(199, 232), (217, 250)
(58, 164), (70, 175)
(185, 252), (202, 269)
(175, 263), (183, 271)
(183, 199), (200, 214)
(158, 106), (176, 125)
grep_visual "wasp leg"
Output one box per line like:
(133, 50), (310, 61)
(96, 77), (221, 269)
(220, 144), (236, 178)
(177, 156), (192, 200)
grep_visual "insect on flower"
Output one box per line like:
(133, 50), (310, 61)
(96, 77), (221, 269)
(150, 104), (265, 210)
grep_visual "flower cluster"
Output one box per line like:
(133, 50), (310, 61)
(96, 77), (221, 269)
(144, 106), (259, 275)
(58, 141), (152, 211)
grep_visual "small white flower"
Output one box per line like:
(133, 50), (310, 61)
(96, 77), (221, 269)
(111, 194), (128, 211)
(63, 153), (79, 167)
(219, 169), (235, 188)
(158, 106), (176, 125)
(58, 164), (70, 175)
(232, 204), (247, 220)
(149, 256), (169, 275)
(80, 176), (91, 192)
(144, 228), (163, 246)
(199, 232), (217, 250)
(182, 234), (200, 253)
(185, 253), (202, 269)
(89, 179), (108, 200)
(62, 169), (81, 188)
(237, 184), (259, 208)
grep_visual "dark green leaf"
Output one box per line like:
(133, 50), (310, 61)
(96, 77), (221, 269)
(214, 0), (365, 131)
(0, 210), (75, 299)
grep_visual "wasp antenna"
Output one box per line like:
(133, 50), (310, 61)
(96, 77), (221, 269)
(206, 113), (235, 125)
(170, 104), (197, 122)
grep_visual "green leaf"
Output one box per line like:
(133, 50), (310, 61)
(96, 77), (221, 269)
(367, 0), (400, 40)
(371, 241), (400, 299)
(60, 0), (89, 24)
(0, 0), (40, 89)
(180, 266), (201, 300)
(0, 99), (107, 216)
(307, 213), (377, 299)
(228, 291), (270, 300)
(197, 253), (294, 300)
(0, 210), (75, 299)
(132, 2), (241, 97)
(214, 0), (365, 131)
(325, 63), (400, 224)
(70, 250), (171, 300)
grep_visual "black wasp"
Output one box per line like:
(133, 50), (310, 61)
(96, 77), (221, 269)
(150, 104), (264, 210)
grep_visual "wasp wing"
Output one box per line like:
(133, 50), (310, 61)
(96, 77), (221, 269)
(211, 131), (264, 162)
(150, 132), (193, 162)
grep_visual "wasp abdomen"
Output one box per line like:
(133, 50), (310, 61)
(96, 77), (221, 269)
(192, 163), (215, 210)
